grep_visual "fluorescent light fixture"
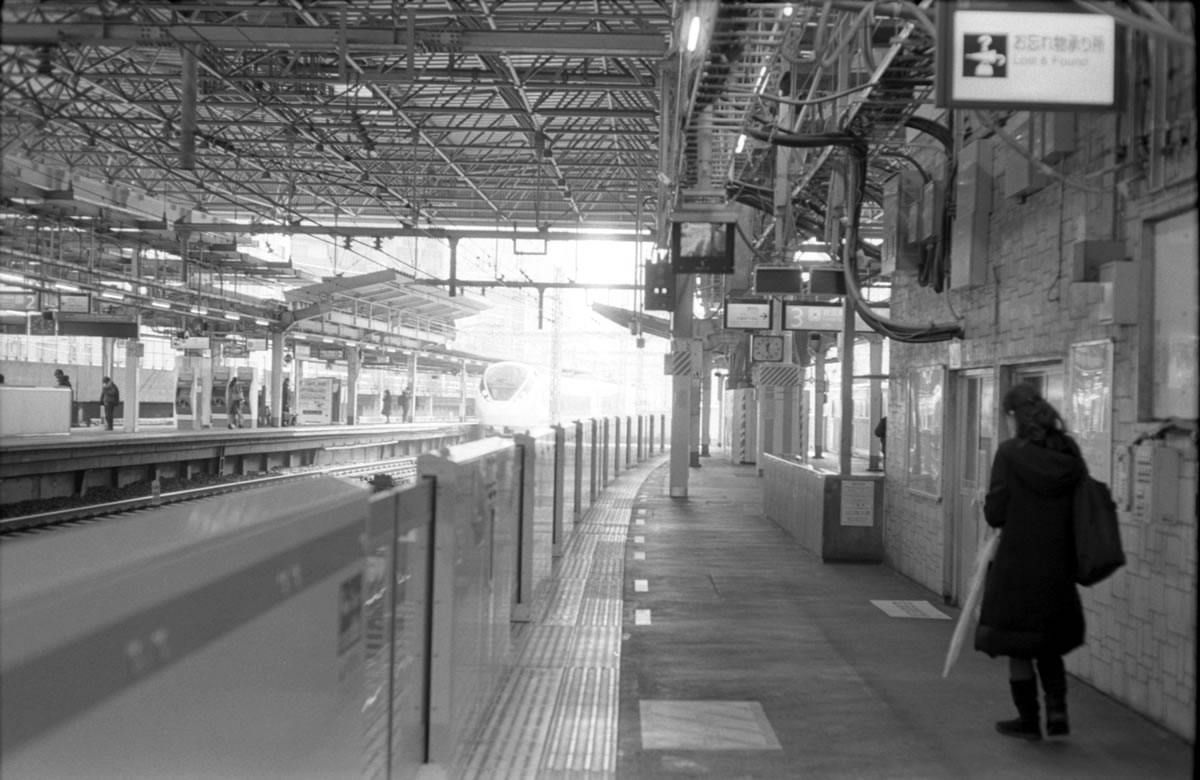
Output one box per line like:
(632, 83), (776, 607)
(254, 318), (269, 326)
(190, 306), (206, 315)
(54, 282), (80, 292)
(0, 272), (25, 284)
(99, 291), (124, 301)
(736, 134), (747, 153)
(686, 16), (701, 52)
(224, 312), (241, 321)
(151, 300), (172, 309)
(323, 337), (336, 343)
(754, 65), (769, 94)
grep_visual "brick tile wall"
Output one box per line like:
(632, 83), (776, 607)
(883, 108), (1196, 739)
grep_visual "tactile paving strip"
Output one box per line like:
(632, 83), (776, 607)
(459, 454), (666, 780)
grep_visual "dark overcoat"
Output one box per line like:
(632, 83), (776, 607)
(974, 437), (1087, 659)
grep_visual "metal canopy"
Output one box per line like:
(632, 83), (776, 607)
(0, 0), (673, 236)
(286, 269), (488, 321)
(8, 0), (1117, 329)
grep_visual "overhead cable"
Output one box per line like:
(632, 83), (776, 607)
(743, 124), (963, 342)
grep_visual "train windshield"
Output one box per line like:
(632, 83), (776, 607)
(483, 363), (529, 401)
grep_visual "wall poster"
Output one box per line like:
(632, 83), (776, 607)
(907, 365), (945, 498)
(1067, 339), (1113, 484)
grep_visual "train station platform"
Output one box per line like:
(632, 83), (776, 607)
(462, 448), (1193, 779)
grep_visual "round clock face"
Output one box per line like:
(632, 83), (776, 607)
(752, 334), (784, 362)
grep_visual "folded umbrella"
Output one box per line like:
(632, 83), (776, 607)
(943, 530), (1000, 678)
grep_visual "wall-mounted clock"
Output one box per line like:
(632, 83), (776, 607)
(751, 333), (785, 362)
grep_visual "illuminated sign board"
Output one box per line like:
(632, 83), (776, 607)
(723, 299), (773, 330)
(782, 303), (873, 333)
(936, 5), (1118, 111)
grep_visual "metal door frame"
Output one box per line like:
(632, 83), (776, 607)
(943, 367), (994, 605)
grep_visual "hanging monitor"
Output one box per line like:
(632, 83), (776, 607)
(671, 219), (736, 275)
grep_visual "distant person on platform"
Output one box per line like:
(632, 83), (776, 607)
(226, 376), (245, 429)
(281, 377), (293, 426)
(100, 377), (121, 431)
(382, 389), (393, 423)
(874, 416), (887, 455)
(399, 388), (411, 423)
(55, 368), (76, 425)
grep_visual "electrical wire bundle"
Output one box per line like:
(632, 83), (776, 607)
(742, 124), (963, 343)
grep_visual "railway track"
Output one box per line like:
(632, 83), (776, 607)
(0, 457), (417, 537)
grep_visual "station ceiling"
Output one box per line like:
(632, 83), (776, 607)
(0, 0), (952, 340)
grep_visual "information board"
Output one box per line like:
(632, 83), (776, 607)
(840, 480), (876, 527)
(299, 377), (334, 425)
(936, 6), (1118, 110)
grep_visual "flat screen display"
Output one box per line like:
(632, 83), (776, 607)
(754, 266), (805, 294)
(671, 220), (736, 275)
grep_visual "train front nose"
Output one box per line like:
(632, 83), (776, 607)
(483, 363), (529, 401)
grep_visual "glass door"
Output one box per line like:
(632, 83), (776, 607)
(1010, 363), (1064, 413)
(951, 371), (995, 604)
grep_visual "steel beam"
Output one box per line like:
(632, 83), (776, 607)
(172, 222), (651, 241)
(1, 24), (667, 57)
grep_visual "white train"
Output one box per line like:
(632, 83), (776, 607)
(476, 361), (626, 430)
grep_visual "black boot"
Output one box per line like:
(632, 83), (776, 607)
(996, 679), (1042, 740)
(1038, 657), (1069, 736)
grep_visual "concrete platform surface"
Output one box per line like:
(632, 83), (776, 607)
(616, 453), (1192, 779)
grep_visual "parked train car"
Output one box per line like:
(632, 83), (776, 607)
(476, 361), (626, 430)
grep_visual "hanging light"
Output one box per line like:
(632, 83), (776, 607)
(686, 16), (702, 52)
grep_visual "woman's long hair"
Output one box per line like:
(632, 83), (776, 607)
(1003, 382), (1079, 456)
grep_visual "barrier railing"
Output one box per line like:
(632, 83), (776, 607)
(0, 414), (668, 779)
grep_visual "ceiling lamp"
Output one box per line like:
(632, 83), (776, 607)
(686, 16), (702, 52)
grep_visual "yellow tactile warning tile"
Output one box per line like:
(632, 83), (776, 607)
(541, 667), (619, 775)
(460, 454), (667, 780)
(639, 700), (783, 751)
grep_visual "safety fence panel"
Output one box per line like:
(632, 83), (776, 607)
(0, 477), (373, 780)
(372, 481), (434, 780)
(418, 438), (521, 774)
(514, 428), (559, 622)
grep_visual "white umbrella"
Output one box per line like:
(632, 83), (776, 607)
(943, 530), (1001, 678)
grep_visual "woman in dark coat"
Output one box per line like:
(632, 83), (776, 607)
(381, 389), (393, 423)
(975, 382), (1086, 741)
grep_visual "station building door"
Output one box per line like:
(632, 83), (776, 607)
(948, 370), (995, 604)
(948, 362), (1065, 602)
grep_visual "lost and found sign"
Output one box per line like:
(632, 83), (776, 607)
(936, 6), (1117, 110)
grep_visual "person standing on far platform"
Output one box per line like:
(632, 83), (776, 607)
(281, 377), (293, 426)
(974, 382), (1086, 741)
(100, 377), (120, 431)
(54, 368), (77, 425)
(226, 376), (245, 429)
(382, 389), (393, 423)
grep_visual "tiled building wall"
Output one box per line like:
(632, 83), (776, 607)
(882, 102), (1196, 740)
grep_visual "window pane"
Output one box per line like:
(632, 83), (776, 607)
(1153, 210), (1199, 418)
(907, 366), (944, 497)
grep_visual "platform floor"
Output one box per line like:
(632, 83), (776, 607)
(463, 448), (1193, 779)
